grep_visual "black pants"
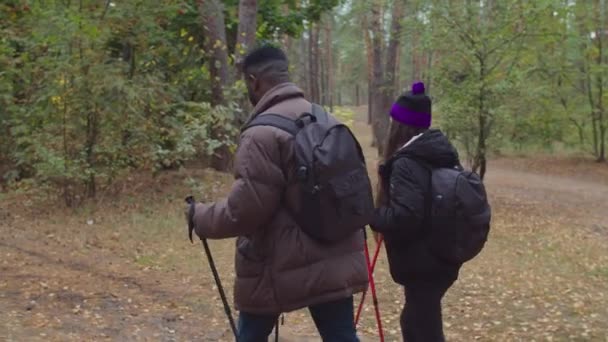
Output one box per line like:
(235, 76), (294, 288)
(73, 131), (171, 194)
(401, 281), (453, 342)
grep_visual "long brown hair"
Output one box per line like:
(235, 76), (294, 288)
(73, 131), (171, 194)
(376, 120), (426, 206)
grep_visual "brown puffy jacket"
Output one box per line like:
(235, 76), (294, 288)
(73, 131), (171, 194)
(193, 83), (368, 314)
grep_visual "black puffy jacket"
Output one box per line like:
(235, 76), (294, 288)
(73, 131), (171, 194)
(371, 129), (461, 285)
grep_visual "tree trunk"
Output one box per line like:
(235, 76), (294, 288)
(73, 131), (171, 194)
(308, 27), (314, 102)
(577, 3), (600, 159)
(199, 0), (230, 106)
(300, 36), (310, 97)
(319, 24), (326, 106)
(370, 0), (405, 156)
(586, 61), (600, 158)
(325, 16), (334, 111)
(596, 0), (606, 162)
(425, 49), (434, 92)
(61, 76), (72, 206)
(394, 42), (401, 94)
(569, 118), (586, 147)
(309, 24), (320, 103)
(335, 42), (342, 107)
(85, 106), (99, 198)
(199, 0), (232, 171)
(473, 57), (487, 180)
(370, 0), (405, 155)
(234, 0), (258, 124)
(285, 35), (293, 59)
(314, 23), (323, 103)
(235, 0), (258, 76)
(370, 2), (385, 153)
(362, 14), (374, 124)
(385, 0), (405, 98)
(79, 0), (98, 199)
(413, 30), (424, 81)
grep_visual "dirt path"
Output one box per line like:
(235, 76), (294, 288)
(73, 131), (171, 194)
(1, 107), (607, 341)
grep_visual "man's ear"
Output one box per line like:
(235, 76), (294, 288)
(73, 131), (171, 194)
(249, 74), (260, 92)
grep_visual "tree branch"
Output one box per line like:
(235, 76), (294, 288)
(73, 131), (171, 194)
(101, 0), (111, 20)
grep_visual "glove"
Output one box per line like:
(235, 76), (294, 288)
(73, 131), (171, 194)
(184, 196), (196, 243)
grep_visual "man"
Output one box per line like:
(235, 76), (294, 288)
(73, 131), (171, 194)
(189, 45), (367, 341)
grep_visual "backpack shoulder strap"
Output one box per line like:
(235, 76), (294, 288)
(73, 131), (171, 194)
(387, 154), (435, 223)
(242, 113), (300, 136)
(403, 155), (434, 172)
(383, 153), (431, 177)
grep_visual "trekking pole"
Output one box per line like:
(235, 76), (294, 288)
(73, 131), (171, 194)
(274, 319), (279, 342)
(186, 196), (238, 341)
(355, 235), (384, 326)
(361, 229), (385, 342)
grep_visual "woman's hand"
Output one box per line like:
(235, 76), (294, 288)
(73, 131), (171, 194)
(377, 161), (385, 177)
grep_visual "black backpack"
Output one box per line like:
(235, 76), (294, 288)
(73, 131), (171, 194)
(385, 156), (491, 265)
(243, 104), (374, 243)
(423, 162), (491, 265)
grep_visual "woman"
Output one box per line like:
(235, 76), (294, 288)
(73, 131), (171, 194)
(370, 82), (461, 342)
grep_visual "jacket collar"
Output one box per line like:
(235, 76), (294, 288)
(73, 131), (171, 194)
(245, 82), (304, 125)
(399, 132), (424, 151)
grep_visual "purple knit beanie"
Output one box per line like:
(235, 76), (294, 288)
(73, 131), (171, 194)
(389, 82), (432, 128)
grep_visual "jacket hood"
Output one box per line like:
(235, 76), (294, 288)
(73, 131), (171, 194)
(397, 129), (460, 168)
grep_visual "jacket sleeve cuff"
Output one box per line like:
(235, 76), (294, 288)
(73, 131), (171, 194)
(192, 202), (212, 238)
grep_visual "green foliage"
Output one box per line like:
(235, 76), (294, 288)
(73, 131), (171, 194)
(1, 0), (341, 203)
(322, 0), (606, 165)
(420, 0), (608, 165)
(217, 0), (342, 46)
(256, 0), (342, 38)
(330, 106), (355, 127)
(429, 1), (531, 159)
(0, 1), (239, 203)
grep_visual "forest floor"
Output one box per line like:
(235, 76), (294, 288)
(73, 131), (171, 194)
(1, 106), (608, 342)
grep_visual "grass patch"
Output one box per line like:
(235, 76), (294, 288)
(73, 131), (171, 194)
(134, 255), (157, 267)
(588, 266), (608, 279)
(330, 106), (355, 127)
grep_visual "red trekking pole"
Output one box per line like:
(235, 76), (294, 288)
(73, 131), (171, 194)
(355, 235), (384, 326)
(360, 230), (384, 342)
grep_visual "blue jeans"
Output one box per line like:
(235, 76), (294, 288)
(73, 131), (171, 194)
(237, 296), (359, 342)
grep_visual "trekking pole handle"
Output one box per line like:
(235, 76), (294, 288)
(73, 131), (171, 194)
(185, 196), (196, 243)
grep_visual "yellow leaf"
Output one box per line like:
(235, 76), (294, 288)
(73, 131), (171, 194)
(51, 96), (62, 105)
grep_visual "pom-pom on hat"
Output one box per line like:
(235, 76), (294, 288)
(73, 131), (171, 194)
(390, 81), (432, 128)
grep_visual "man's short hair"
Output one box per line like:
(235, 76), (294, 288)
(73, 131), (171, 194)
(242, 45), (289, 77)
